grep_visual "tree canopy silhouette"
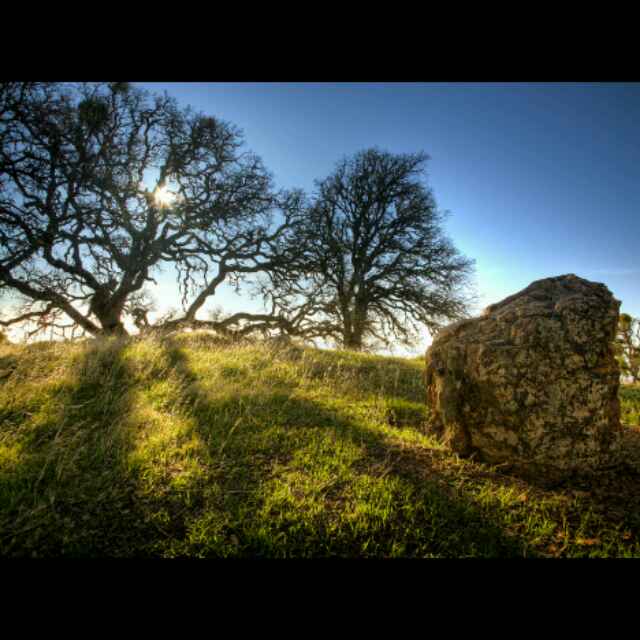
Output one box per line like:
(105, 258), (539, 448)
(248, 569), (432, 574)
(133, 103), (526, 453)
(0, 82), (301, 338)
(265, 148), (474, 350)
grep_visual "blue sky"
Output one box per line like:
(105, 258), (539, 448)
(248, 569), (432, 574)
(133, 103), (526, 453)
(135, 82), (640, 353)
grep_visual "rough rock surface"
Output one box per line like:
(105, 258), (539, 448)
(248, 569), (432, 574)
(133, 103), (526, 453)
(425, 274), (622, 479)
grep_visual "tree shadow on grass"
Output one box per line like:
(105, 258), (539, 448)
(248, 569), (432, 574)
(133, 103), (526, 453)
(0, 353), (19, 381)
(151, 337), (531, 558)
(156, 337), (640, 557)
(2, 336), (581, 557)
(0, 338), (194, 557)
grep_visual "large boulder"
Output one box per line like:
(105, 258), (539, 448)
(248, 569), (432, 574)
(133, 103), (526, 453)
(425, 274), (622, 480)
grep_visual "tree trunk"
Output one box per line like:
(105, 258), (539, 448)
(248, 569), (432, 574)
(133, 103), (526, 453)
(102, 321), (128, 337)
(344, 301), (367, 351)
(95, 305), (128, 337)
(343, 322), (365, 350)
(89, 287), (129, 337)
(343, 336), (362, 350)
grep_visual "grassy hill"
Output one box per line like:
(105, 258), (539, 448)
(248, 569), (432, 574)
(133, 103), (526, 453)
(1, 333), (640, 558)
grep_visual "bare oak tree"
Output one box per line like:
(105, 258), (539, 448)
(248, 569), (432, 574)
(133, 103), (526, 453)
(266, 148), (474, 350)
(0, 82), (298, 338)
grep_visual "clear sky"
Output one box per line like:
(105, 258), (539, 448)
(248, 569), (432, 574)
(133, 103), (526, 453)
(133, 82), (640, 354)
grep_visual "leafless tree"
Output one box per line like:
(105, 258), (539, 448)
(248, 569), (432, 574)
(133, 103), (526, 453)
(265, 148), (474, 350)
(0, 82), (300, 339)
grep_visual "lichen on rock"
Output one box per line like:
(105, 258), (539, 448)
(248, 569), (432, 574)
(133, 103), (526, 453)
(425, 274), (622, 480)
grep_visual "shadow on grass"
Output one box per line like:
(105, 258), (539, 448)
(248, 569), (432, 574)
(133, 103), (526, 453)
(149, 337), (530, 558)
(0, 353), (19, 381)
(3, 336), (584, 557)
(0, 338), (192, 557)
(556, 426), (640, 535)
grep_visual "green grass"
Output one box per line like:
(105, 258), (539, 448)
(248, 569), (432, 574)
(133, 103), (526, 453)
(621, 385), (640, 426)
(1, 332), (640, 558)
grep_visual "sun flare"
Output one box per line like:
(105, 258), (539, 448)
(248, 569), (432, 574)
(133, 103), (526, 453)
(154, 185), (175, 208)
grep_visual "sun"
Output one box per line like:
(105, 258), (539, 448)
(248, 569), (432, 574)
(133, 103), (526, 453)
(154, 184), (175, 208)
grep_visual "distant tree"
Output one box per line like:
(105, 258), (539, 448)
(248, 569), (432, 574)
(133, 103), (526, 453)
(0, 82), (301, 339)
(615, 313), (640, 383)
(265, 148), (474, 350)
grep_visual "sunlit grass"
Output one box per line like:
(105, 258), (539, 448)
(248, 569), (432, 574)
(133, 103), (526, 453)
(1, 332), (640, 557)
(621, 385), (640, 426)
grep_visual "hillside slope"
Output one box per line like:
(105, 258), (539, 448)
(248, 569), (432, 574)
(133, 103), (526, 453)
(1, 333), (640, 557)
